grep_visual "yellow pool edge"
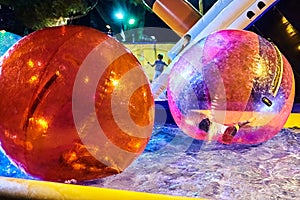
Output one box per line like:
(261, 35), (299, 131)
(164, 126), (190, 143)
(0, 177), (205, 200)
(284, 113), (300, 128)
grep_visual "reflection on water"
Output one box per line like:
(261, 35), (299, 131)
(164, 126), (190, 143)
(0, 148), (35, 180)
(1, 125), (300, 199)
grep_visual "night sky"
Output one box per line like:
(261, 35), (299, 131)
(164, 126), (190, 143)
(0, 0), (209, 35)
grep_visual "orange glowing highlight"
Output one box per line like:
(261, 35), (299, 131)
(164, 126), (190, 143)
(28, 75), (38, 84)
(84, 76), (89, 84)
(27, 59), (34, 68)
(55, 70), (61, 76)
(111, 79), (119, 86)
(29, 117), (49, 134)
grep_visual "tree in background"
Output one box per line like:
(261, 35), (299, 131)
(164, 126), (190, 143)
(0, 0), (97, 30)
(0, 0), (146, 35)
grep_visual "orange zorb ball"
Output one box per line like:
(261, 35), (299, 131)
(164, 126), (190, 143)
(0, 26), (154, 182)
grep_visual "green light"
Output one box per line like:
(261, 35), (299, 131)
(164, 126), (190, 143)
(115, 12), (124, 20)
(128, 18), (135, 25)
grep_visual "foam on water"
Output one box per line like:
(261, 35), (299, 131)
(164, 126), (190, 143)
(1, 125), (300, 199)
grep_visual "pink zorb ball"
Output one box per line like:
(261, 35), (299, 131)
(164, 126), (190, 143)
(167, 29), (295, 145)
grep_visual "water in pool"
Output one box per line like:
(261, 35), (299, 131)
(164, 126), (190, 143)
(1, 124), (299, 200)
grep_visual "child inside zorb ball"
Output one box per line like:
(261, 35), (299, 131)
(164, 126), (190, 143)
(167, 29), (295, 145)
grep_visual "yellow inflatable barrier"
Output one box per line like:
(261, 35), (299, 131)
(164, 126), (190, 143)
(0, 177), (205, 200)
(284, 113), (300, 128)
(190, 109), (300, 128)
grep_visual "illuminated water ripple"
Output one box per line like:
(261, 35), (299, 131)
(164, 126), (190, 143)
(0, 125), (299, 199)
(86, 126), (300, 200)
(0, 31), (22, 56)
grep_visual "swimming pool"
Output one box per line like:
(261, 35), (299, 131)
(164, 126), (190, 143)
(1, 123), (299, 199)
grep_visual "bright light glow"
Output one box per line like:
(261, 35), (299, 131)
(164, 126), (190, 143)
(128, 18), (135, 25)
(115, 12), (124, 20)
(29, 117), (49, 134)
(29, 75), (38, 84)
(84, 76), (89, 84)
(255, 62), (265, 77)
(111, 79), (119, 86)
(27, 59), (34, 68)
(54, 17), (68, 27)
(281, 16), (296, 37)
(133, 142), (142, 149)
(185, 119), (196, 126)
(36, 118), (49, 133)
(55, 70), (61, 76)
(65, 152), (78, 163)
